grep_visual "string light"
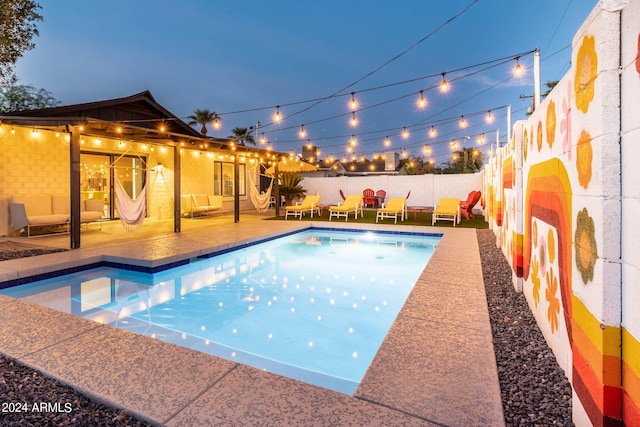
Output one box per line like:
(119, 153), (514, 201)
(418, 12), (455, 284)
(423, 144), (431, 155)
(349, 92), (357, 110)
(260, 133), (266, 144)
(299, 125), (306, 138)
(514, 57), (523, 76)
(485, 110), (494, 124)
(429, 126), (437, 138)
(213, 117), (221, 130)
(440, 73), (449, 92)
(350, 134), (357, 146)
(384, 136), (391, 147)
(273, 106), (282, 123)
(402, 127), (409, 139)
(459, 116), (467, 128)
(417, 90), (427, 109)
(350, 111), (358, 127)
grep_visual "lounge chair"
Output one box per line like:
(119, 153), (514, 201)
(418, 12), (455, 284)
(329, 195), (363, 221)
(285, 195), (320, 220)
(362, 188), (377, 208)
(376, 197), (406, 224)
(460, 190), (481, 220)
(432, 198), (460, 226)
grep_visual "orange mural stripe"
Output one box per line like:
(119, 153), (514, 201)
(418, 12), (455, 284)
(623, 391), (640, 427)
(623, 328), (640, 379)
(574, 346), (604, 410)
(572, 320), (621, 386)
(623, 361), (640, 411)
(572, 295), (621, 357)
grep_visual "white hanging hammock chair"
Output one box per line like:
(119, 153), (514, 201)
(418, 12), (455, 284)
(248, 166), (274, 213)
(115, 177), (147, 231)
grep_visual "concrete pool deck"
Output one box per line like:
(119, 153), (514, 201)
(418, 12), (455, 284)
(0, 213), (504, 426)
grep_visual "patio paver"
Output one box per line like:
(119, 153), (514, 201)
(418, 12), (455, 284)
(0, 213), (504, 426)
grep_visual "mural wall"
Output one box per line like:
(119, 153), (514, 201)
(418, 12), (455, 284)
(484, 1), (639, 425)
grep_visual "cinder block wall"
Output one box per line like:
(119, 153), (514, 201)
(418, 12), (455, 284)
(484, 1), (640, 425)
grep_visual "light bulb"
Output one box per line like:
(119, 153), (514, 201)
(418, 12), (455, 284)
(417, 91), (426, 109)
(459, 116), (467, 128)
(260, 133), (266, 144)
(402, 127), (409, 139)
(384, 136), (391, 147)
(429, 126), (437, 138)
(274, 106), (282, 123)
(299, 125), (306, 138)
(350, 93), (357, 110)
(485, 111), (494, 124)
(350, 111), (357, 127)
(213, 117), (221, 129)
(440, 73), (449, 92)
(514, 57), (523, 76)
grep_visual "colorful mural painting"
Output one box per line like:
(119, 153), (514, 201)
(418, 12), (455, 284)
(484, 1), (640, 425)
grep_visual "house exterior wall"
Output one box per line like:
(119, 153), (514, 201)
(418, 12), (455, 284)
(0, 128), (253, 236)
(484, 1), (639, 425)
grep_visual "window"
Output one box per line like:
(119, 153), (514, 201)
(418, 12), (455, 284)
(213, 162), (246, 196)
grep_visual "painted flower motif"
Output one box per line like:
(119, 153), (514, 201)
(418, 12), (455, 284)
(576, 130), (593, 189)
(575, 35), (598, 113)
(561, 80), (572, 161)
(531, 256), (541, 308)
(523, 128), (529, 160)
(537, 121), (543, 152)
(546, 100), (556, 148)
(539, 235), (547, 277)
(575, 207), (597, 284)
(546, 267), (560, 334)
(532, 220), (538, 249)
(548, 229), (556, 264)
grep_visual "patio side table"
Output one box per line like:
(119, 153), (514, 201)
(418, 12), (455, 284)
(407, 206), (430, 220)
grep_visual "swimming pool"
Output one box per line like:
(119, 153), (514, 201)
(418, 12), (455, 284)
(1, 229), (440, 394)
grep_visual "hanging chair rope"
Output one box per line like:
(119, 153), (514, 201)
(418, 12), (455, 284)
(249, 166), (274, 212)
(115, 177), (147, 231)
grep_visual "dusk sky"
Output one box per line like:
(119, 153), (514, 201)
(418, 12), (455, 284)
(16, 0), (599, 163)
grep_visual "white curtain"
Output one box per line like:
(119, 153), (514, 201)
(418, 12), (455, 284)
(115, 178), (146, 231)
(249, 166), (274, 212)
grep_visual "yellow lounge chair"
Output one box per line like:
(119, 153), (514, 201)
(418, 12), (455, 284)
(329, 195), (363, 221)
(285, 195), (320, 220)
(376, 197), (406, 224)
(432, 198), (460, 226)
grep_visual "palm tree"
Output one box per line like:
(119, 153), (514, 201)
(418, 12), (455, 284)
(229, 126), (256, 146)
(187, 109), (219, 136)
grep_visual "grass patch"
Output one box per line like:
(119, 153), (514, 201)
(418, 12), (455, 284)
(266, 209), (489, 229)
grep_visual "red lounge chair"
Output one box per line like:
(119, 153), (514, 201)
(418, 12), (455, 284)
(460, 191), (481, 220)
(362, 188), (377, 208)
(375, 190), (386, 207)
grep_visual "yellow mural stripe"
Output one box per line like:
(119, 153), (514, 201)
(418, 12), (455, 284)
(572, 319), (621, 386)
(572, 295), (620, 357)
(623, 328), (640, 379)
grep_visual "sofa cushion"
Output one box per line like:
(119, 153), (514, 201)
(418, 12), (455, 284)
(208, 195), (223, 209)
(51, 194), (70, 215)
(191, 194), (209, 208)
(84, 199), (104, 213)
(80, 211), (102, 223)
(12, 195), (53, 216)
(28, 214), (69, 226)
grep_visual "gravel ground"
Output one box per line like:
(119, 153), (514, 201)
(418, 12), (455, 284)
(477, 229), (574, 426)
(0, 230), (573, 426)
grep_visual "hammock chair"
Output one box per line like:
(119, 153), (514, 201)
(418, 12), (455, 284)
(248, 166), (274, 213)
(110, 146), (148, 231)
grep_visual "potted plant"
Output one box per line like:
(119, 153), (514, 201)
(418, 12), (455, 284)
(279, 172), (306, 206)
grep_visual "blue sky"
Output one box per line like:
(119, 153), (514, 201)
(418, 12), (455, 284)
(16, 0), (599, 163)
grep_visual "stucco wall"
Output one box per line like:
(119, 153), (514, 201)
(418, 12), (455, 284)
(484, 1), (640, 425)
(300, 173), (483, 207)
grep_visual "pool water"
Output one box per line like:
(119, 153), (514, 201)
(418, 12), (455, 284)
(1, 229), (440, 394)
